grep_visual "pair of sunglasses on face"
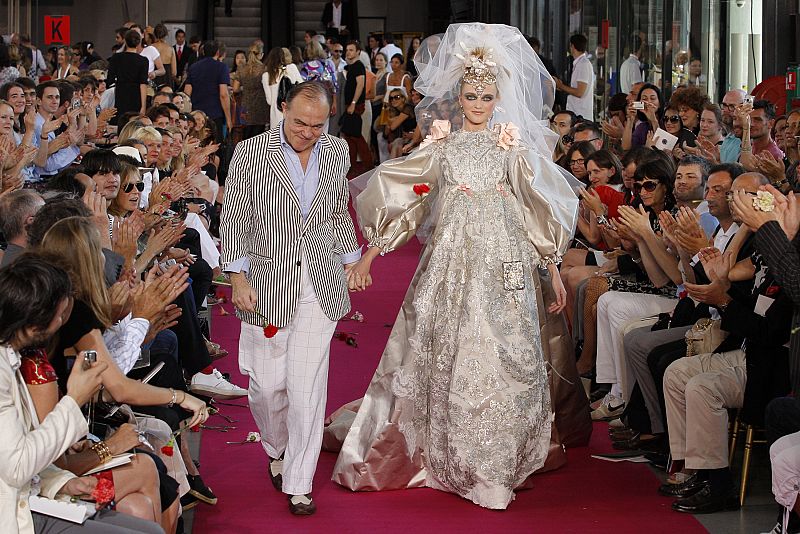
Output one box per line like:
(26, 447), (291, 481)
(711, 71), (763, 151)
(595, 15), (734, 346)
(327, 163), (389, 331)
(633, 180), (660, 193)
(123, 182), (145, 193)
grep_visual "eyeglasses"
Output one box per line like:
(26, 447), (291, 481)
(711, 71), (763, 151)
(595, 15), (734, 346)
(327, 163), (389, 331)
(721, 103), (737, 111)
(633, 180), (660, 193)
(725, 190), (758, 202)
(123, 182), (145, 193)
(390, 95), (404, 100)
(664, 115), (681, 123)
(569, 158), (585, 166)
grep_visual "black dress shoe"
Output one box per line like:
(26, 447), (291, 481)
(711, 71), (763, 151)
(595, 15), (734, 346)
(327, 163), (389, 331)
(288, 494), (316, 515)
(658, 474), (708, 498)
(268, 456), (283, 491)
(645, 452), (669, 470)
(671, 484), (740, 514)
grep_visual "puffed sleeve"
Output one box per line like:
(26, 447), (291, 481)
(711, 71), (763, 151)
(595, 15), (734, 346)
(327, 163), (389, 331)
(508, 148), (579, 267)
(353, 144), (441, 254)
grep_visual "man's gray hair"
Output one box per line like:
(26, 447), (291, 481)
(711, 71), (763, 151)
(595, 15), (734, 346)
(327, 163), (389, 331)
(0, 189), (43, 241)
(285, 81), (332, 110)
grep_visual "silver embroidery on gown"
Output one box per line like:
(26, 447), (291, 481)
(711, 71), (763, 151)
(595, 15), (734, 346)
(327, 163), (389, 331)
(334, 127), (560, 509)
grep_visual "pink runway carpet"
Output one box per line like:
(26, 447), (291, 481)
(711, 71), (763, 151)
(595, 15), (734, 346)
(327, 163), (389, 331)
(193, 236), (705, 533)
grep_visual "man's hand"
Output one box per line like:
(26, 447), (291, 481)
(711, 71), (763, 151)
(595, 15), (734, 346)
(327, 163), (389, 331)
(766, 185), (800, 241)
(230, 272), (258, 313)
(60, 476), (98, 499)
(108, 280), (132, 322)
(698, 247), (734, 284)
(347, 103), (356, 115)
(673, 206), (709, 256)
(730, 188), (777, 231)
(685, 278), (732, 307)
(65, 351), (108, 407)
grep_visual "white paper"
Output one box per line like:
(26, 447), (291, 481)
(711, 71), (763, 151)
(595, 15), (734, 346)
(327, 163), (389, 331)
(82, 453), (134, 476)
(29, 496), (95, 524)
(652, 128), (679, 151)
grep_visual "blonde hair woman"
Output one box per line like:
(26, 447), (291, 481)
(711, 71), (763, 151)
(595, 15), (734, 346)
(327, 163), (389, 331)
(232, 41), (268, 139)
(166, 125), (185, 173)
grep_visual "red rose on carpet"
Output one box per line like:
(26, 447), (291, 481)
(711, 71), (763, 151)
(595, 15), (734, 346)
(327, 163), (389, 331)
(413, 184), (430, 196)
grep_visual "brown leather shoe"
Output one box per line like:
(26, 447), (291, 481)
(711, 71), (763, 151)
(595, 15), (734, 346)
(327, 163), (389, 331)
(268, 456), (283, 491)
(288, 494), (316, 515)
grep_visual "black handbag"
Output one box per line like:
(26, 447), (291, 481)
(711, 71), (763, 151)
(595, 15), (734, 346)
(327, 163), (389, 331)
(339, 112), (362, 137)
(276, 68), (298, 108)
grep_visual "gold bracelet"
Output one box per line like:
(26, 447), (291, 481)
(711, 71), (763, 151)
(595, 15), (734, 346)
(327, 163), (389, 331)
(167, 387), (176, 407)
(90, 441), (112, 463)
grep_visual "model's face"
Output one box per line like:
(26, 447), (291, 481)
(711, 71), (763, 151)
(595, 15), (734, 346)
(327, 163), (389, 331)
(281, 96), (329, 153)
(5, 86), (25, 114)
(458, 82), (497, 128)
(587, 160), (613, 187)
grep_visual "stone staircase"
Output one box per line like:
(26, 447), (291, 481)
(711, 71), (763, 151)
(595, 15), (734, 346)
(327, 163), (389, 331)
(293, 0), (329, 46)
(214, 0), (262, 66)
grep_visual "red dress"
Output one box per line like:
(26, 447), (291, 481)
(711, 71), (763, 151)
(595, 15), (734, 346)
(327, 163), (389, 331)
(19, 349), (58, 385)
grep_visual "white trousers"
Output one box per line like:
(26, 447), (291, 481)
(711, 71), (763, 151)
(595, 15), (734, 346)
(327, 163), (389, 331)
(595, 291), (676, 400)
(771, 430), (800, 531)
(238, 259), (336, 495)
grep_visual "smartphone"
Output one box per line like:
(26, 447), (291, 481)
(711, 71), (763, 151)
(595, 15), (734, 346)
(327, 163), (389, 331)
(72, 98), (81, 111)
(744, 95), (754, 106)
(632, 101), (645, 110)
(83, 350), (98, 370)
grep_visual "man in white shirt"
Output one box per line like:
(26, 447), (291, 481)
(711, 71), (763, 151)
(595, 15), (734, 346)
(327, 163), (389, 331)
(556, 34), (595, 121)
(379, 34), (403, 73)
(619, 34), (643, 94)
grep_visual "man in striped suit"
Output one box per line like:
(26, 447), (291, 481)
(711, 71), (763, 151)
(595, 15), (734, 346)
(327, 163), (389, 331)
(220, 82), (363, 516)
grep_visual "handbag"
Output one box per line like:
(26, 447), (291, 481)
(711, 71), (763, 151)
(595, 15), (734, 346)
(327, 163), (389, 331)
(376, 104), (391, 127)
(684, 318), (728, 357)
(276, 67), (298, 109)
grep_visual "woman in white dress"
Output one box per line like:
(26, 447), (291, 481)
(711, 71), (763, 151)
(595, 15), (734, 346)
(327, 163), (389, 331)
(332, 23), (588, 509)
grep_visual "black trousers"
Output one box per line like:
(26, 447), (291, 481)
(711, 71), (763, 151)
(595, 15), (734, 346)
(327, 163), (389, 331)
(647, 338), (688, 438)
(765, 396), (800, 444)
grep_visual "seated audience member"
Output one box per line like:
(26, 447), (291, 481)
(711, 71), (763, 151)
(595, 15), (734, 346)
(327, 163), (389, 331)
(31, 80), (82, 185)
(738, 99), (784, 172)
(0, 253), (162, 533)
(0, 189), (44, 266)
(622, 83), (664, 152)
(661, 173), (792, 514)
(572, 121), (604, 151)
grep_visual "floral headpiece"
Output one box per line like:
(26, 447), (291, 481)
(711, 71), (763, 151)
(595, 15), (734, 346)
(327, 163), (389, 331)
(455, 44), (498, 97)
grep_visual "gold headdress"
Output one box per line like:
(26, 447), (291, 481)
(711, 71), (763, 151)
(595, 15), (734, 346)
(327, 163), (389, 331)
(455, 44), (498, 96)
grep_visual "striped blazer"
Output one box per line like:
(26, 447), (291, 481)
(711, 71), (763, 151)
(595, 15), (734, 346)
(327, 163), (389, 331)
(220, 126), (360, 327)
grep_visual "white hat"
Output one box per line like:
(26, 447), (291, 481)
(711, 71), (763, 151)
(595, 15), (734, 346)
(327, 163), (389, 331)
(112, 145), (142, 164)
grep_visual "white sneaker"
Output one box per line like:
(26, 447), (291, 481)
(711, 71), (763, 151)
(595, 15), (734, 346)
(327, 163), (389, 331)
(590, 393), (625, 421)
(190, 369), (248, 399)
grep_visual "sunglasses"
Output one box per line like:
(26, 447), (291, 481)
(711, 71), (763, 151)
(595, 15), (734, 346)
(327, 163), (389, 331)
(664, 115), (681, 123)
(569, 158), (585, 166)
(562, 134), (574, 145)
(332, 49), (343, 54)
(390, 95), (404, 100)
(123, 181), (145, 193)
(633, 180), (660, 193)
(724, 190), (758, 202)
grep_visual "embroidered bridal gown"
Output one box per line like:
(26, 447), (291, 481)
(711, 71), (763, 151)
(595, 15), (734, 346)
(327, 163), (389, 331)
(331, 124), (589, 509)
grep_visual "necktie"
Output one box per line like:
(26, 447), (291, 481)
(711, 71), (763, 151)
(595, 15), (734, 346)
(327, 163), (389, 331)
(177, 46), (182, 61)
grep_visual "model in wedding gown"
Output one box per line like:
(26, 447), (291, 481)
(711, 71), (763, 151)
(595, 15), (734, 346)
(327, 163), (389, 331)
(331, 23), (588, 509)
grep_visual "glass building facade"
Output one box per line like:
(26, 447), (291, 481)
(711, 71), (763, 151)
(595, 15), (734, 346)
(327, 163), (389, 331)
(509, 0), (766, 120)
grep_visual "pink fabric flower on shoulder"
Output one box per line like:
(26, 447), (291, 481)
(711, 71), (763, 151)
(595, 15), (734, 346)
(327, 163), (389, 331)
(419, 120), (452, 149)
(495, 122), (521, 150)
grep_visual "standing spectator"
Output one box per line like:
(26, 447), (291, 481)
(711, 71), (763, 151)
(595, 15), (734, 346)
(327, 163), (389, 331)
(184, 40), (232, 142)
(31, 81), (81, 183)
(556, 34), (595, 121)
(52, 46), (77, 79)
(0, 42), (20, 87)
(19, 35), (47, 81)
(234, 42), (267, 139)
(129, 25), (166, 84)
(322, 0), (354, 41)
(405, 36), (422, 76)
(342, 40), (372, 174)
(329, 40), (346, 73)
(107, 30), (149, 121)
(262, 47), (303, 129)
(379, 34), (403, 73)
(366, 34), (381, 65)
(688, 58), (707, 86)
(152, 24), (177, 89)
(300, 40), (338, 96)
(174, 29), (193, 87)
(619, 34), (644, 94)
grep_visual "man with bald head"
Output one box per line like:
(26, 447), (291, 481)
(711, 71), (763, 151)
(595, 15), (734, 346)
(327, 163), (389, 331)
(661, 172), (793, 514)
(720, 89), (746, 163)
(221, 81), (362, 516)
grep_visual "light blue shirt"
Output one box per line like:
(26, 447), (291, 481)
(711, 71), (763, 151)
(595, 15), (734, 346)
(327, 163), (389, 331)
(720, 133), (741, 164)
(32, 113), (80, 180)
(225, 123), (361, 274)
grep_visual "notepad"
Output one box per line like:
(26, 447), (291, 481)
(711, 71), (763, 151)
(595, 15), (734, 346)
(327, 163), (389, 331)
(82, 453), (134, 476)
(29, 495), (96, 524)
